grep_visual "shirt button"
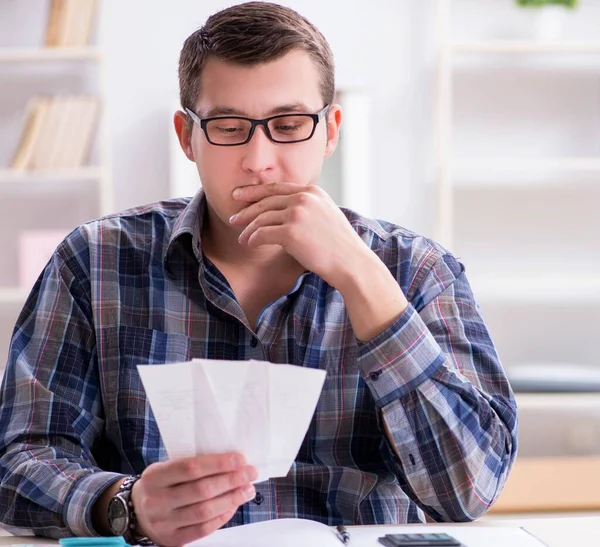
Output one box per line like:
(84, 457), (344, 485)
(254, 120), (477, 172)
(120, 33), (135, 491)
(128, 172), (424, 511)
(369, 371), (382, 381)
(253, 492), (264, 505)
(250, 337), (258, 348)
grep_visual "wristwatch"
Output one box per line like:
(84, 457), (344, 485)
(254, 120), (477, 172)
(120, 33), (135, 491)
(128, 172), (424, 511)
(107, 475), (149, 544)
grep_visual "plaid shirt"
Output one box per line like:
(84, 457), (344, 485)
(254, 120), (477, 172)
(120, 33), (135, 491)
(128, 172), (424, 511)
(0, 190), (517, 538)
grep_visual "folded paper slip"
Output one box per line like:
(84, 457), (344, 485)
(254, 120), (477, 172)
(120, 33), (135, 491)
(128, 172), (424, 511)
(137, 359), (327, 482)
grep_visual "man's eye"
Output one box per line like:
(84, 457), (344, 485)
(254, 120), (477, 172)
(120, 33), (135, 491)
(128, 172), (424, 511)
(215, 126), (242, 134)
(274, 124), (301, 133)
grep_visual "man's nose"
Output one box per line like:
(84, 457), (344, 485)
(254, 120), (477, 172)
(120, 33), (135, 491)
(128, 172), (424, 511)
(241, 124), (277, 174)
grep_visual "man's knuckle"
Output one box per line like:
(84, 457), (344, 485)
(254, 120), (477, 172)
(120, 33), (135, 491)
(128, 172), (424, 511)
(181, 458), (199, 477)
(195, 480), (214, 500)
(194, 502), (213, 523)
(257, 198), (270, 210)
(294, 192), (310, 206)
(233, 468), (248, 487)
(218, 453), (237, 472)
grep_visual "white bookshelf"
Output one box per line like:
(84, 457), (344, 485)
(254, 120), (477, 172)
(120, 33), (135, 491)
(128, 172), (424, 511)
(0, 1), (113, 369)
(434, 0), (600, 371)
(0, 288), (30, 306)
(452, 41), (600, 54)
(0, 47), (102, 62)
(435, 6), (600, 246)
(453, 157), (600, 174)
(0, 166), (103, 183)
(470, 275), (600, 303)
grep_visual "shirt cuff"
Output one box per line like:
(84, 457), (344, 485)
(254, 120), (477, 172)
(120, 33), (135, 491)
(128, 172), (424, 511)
(64, 470), (126, 536)
(357, 303), (446, 406)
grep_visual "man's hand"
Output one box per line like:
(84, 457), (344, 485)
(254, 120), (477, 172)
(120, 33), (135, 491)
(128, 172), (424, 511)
(132, 453), (257, 547)
(230, 182), (369, 288)
(230, 183), (408, 341)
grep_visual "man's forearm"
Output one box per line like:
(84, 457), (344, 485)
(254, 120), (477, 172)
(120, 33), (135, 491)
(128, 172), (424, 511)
(352, 268), (518, 521)
(335, 249), (408, 342)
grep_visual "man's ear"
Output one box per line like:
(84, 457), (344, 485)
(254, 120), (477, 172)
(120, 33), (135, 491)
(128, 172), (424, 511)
(324, 104), (342, 158)
(173, 110), (195, 161)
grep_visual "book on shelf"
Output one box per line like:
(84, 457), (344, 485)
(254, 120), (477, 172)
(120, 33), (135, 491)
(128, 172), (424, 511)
(45, 0), (97, 48)
(9, 95), (100, 171)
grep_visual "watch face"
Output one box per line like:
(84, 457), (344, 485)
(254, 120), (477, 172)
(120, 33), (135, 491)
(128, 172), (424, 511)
(108, 495), (129, 536)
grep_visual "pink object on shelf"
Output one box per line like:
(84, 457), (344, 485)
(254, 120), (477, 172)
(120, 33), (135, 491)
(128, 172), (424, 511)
(18, 230), (69, 290)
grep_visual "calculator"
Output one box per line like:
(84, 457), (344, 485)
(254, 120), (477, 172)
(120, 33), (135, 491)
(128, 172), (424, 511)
(377, 532), (463, 547)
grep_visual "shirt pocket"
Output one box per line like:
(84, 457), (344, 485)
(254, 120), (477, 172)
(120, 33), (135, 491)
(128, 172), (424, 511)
(117, 325), (192, 366)
(100, 326), (193, 471)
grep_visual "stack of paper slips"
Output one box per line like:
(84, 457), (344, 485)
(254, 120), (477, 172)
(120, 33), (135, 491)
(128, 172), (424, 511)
(137, 359), (327, 483)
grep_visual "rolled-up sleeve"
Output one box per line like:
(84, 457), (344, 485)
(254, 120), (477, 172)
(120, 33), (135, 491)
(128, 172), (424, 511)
(357, 253), (518, 522)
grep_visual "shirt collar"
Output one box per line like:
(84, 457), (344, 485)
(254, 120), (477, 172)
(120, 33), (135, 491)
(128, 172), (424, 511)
(164, 188), (207, 274)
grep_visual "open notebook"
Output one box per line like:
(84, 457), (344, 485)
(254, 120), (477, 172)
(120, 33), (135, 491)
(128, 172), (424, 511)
(188, 518), (546, 547)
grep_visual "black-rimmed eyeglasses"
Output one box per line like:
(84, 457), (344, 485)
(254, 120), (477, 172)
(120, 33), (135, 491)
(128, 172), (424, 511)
(185, 105), (329, 146)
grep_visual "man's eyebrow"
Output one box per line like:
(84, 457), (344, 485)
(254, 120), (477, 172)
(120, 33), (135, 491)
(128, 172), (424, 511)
(200, 103), (314, 118)
(266, 103), (313, 116)
(200, 106), (245, 117)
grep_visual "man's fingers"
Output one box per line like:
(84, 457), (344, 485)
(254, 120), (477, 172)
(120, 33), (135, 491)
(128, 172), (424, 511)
(232, 182), (307, 202)
(144, 453), (246, 487)
(174, 483), (256, 528)
(168, 465), (258, 509)
(245, 225), (288, 249)
(230, 195), (290, 226)
(238, 210), (287, 245)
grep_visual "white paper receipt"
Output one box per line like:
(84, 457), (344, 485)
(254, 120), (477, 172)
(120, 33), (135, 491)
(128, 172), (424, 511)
(137, 359), (327, 482)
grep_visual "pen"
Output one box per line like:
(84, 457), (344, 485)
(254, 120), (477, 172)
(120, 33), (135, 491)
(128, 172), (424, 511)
(336, 524), (351, 544)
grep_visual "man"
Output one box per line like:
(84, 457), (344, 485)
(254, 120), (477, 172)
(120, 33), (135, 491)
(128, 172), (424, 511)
(0, 2), (517, 546)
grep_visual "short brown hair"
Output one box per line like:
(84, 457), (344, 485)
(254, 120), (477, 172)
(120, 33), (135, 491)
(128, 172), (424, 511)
(178, 1), (335, 112)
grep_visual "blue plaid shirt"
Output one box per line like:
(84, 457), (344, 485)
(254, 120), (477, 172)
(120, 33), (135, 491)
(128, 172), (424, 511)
(0, 190), (517, 538)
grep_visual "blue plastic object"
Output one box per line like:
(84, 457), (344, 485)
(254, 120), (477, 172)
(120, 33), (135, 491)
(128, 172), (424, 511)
(59, 537), (130, 547)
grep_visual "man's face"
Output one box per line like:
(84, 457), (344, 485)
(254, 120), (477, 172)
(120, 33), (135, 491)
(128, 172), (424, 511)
(180, 49), (340, 227)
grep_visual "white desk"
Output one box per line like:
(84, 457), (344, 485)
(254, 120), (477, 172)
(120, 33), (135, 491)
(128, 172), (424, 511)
(0, 516), (598, 547)
(481, 516), (600, 546)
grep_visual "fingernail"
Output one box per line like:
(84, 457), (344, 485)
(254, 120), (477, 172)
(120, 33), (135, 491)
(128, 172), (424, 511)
(229, 214), (237, 223)
(233, 188), (242, 198)
(243, 484), (256, 501)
